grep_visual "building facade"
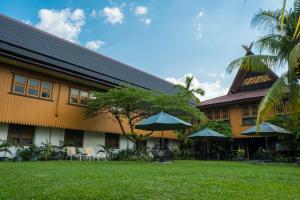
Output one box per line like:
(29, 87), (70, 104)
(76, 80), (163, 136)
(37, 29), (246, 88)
(0, 14), (179, 156)
(198, 50), (291, 159)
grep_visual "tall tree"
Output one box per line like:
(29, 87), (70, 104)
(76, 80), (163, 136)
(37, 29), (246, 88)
(227, 0), (300, 126)
(175, 75), (205, 104)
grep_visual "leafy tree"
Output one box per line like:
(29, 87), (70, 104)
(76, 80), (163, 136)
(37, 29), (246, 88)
(227, 0), (300, 125)
(197, 120), (233, 138)
(175, 75), (205, 104)
(87, 85), (203, 156)
(267, 113), (300, 157)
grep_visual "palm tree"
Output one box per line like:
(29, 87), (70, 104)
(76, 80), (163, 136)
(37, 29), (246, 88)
(175, 75), (205, 104)
(227, 0), (300, 126)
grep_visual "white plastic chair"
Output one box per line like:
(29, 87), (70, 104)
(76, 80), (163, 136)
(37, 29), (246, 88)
(66, 147), (81, 161)
(83, 147), (106, 162)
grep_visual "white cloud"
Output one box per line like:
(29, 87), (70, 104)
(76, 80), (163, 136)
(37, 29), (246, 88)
(22, 20), (32, 25)
(197, 23), (202, 40)
(165, 73), (228, 101)
(144, 18), (152, 25)
(90, 9), (97, 18)
(140, 18), (152, 26)
(36, 8), (85, 42)
(102, 7), (124, 25)
(198, 11), (204, 17)
(196, 10), (204, 40)
(135, 6), (148, 16)
(85, 40), (105, 51)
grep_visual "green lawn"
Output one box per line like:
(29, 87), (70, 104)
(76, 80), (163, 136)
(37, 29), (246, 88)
(0, 161), (299, 200)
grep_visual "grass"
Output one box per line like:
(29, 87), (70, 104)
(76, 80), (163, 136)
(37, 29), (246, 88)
(0, 161), (299, 200)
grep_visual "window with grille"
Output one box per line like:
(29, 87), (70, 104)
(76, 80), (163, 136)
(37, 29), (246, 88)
(7, 124), (35, 146)
(105, 133), (119, 149)
(64, 129), (84, 148)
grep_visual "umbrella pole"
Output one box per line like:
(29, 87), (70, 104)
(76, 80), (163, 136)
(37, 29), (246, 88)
(265, 137), (269, 151)
(206, 140), (209, 160)
(161, 130), (164, 150)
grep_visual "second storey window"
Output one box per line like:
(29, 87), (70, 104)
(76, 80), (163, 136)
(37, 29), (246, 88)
(275, 102), (292, 115)
(242, 104), (258, 126)
(27, 78), (40, 97)
(41, 81), (52, 99)
(205, 109), (230, 121)
(69, 88), (89, 106)
(13, 75), (27, 94)
(12, 74), (52, 100)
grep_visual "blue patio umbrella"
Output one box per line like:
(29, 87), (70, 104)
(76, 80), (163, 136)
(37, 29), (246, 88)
(135, 111), (192, 149)
(189, 128), (228, 139)
(189, 128), (228, 158)
(241, 122), (292, 136)
(241, 122), (292, 150)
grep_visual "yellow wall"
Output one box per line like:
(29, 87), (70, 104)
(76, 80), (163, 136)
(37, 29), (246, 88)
(0, 62), (177, 139)
(203, 104), (275, 138)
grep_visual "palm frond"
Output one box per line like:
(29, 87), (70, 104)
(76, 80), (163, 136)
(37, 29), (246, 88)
(288, 44), (300, 112)
(293, 16), (300, 39)
(294, 0), (300, 15)
(280, 0), (287, 31)
(193, 88), (205, 96)
(288, 42), (300, 68)
(226, 55), (282, 73)
(185, 76), (194, 91)
(256, 75), (288, 128)
(251, 9), (281, 33)
(255, 34), (282, 54)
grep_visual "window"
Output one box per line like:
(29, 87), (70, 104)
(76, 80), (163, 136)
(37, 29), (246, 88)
(64, 129), (84, 148)
(40, 81), (52, 99)
(70, 88), (79, 104)
(205, 111), (213, 120)
(80, 91), (89, 105)
(242, 106), (250, 117)
(251, 105), (258, 116)
(242, 104), (258, 126)
(214, 110), (221, 120)
(69, 88), (89, 106)
(27, 78), (40, 97)
(205, 109), (230, 121)
(222, 109), (229, 120)
(275, 102), (292, 115)
(105, 133), (119, 149)
(7, 124), (35, 145)
(13, 75), (27, 94)
(12, 74), (52, 100)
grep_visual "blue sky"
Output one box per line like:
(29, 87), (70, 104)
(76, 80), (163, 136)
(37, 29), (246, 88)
(0, 0), (293, 100)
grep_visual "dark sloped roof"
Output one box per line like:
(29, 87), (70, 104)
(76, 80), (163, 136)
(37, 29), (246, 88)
(0, 14), (176, 94)
(199, 88), (268, 108)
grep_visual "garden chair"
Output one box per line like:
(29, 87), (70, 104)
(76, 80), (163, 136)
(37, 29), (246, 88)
(66, 147), (81, 161)
(82, 147), (106, 162)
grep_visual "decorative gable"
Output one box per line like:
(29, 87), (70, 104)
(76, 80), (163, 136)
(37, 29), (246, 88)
(228, 43), (278, 94)
(241, 74), (272, 86)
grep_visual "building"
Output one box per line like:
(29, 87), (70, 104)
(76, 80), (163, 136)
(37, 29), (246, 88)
(0, 14), (179, 156)
(198, 47), (290, 159)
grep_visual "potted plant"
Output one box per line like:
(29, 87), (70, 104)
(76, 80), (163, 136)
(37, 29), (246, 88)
(236, 148), (245, 161)
(0, 140), (12, 161)
(40, 139), (52, 161)
(14, 145), (24, 162)
(29, 144), (40, 161)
